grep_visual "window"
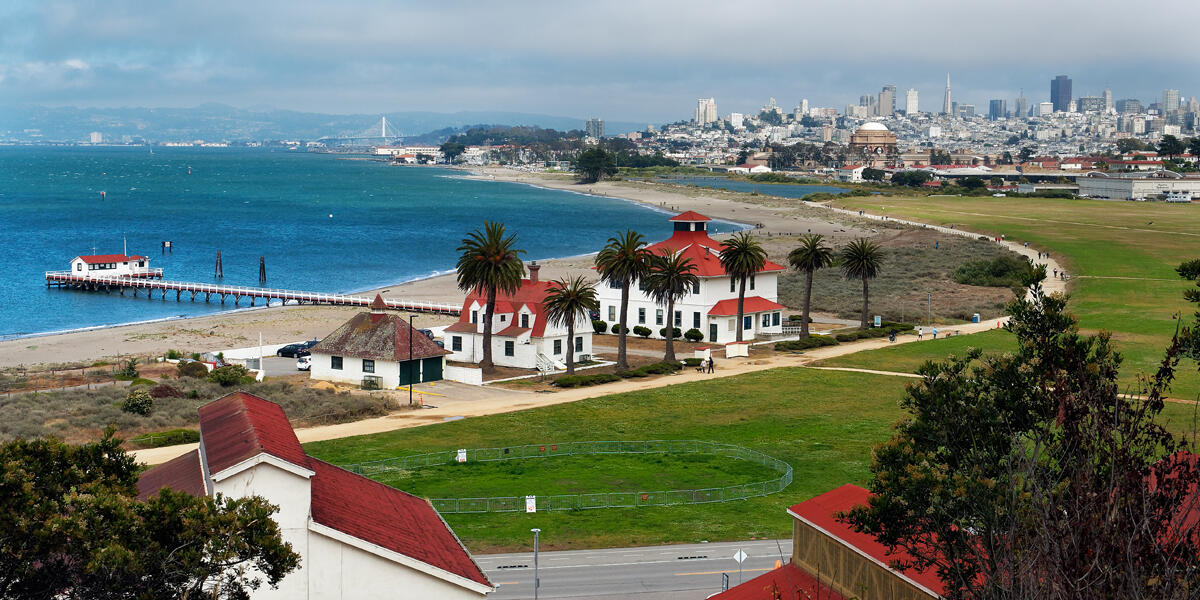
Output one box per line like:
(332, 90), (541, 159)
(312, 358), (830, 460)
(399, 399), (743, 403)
(750, 274), (756, 290)
(76, 263), (82, 271)
(331, 356), (343, 370)
(743, 316), (752, 330)
(638, 278), (648, 291)
(674, 311), (681, 327)
(772, 312), (780, 326)
(656, 309), (664, 325)
(608, 305), (616, 321)
(730, 277), (736, 292)
(553, 339), (562, 354)
(574, 336), (583, 352)
(520, 313), (529, 328)
(609, 279), (621, 289)
(138, 261), (145, 267)
(693, 312), (701, 329)
(762, 313), (771, 327)
(451, 336), (462, 351)
(362, 359), (375, 373)
(471, 310), (478, 324)
(504, 341), (515, 356)
(692, 281), (700, 294)
(500, 314), (506, 322)
(727, 319), (735, 331)
(638, 307), (646, 324)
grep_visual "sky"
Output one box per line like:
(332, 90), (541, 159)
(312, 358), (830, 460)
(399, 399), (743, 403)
(3, 0), (1198, 123)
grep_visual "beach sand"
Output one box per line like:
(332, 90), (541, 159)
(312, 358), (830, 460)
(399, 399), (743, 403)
(1, 168), (870, 369)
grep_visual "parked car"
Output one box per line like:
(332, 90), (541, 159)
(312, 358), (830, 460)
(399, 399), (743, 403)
(418, 328), (434, 340)
(296, 355), (312, 371)
(277, 339), (319, 358)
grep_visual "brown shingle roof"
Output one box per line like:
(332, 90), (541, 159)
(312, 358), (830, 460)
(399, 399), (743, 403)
(311, 311), (448, 362)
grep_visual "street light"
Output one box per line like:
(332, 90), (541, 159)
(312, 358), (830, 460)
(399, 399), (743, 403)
(408, 314), (418, 406)
(531, 528), (541, 600)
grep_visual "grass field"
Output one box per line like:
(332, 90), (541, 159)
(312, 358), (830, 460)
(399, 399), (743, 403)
(305, 368), (911, 552)
(831, 195), (1200, 399)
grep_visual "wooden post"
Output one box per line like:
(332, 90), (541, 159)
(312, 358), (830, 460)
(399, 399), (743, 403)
(215, 251), (223, 279)
(259, 256), (266, 285)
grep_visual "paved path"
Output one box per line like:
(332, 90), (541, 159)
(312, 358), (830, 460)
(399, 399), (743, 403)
(478, 539), (792, 599)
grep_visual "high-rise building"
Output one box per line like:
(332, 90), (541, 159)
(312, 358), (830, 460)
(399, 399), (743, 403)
(1015, 91), (1029, 119)
(1163, 89), (1181, 112)
(1037, 101), (1055, 117)
(585, 118), (604, 138)
(1116, 99), (1144, 114)
(988, 99), (1006, 120)
(1103, 88), (1113, 113)
(695, 98), (717, 125)
(89, 131), (102, 144)
(943, 73), (952, 115)
(878, 85), (896, 117)
(1051, 75), (1072, 113)
(1077, 97), (1105, 113)
(729, 113), (744, 129)
(800, 98), (809, 115)
(905, 89), (918, 115)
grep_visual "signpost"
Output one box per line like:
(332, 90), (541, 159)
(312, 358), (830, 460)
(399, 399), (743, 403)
(525, 495), (537, 513)
(733, 549), (748, 584)
(456, 448), (467, 463)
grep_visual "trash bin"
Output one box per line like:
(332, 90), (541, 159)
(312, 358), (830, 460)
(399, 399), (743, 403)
(972, 313), (981, 323)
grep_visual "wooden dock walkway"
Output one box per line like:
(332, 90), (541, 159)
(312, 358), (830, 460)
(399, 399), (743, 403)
(44, 272), (460, 315)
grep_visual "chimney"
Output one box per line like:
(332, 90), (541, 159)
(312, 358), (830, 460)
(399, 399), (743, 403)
(528, 261), (540, 283)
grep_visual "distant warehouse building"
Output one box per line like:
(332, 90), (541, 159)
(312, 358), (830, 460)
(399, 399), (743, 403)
(1078, 173), (1200, 200)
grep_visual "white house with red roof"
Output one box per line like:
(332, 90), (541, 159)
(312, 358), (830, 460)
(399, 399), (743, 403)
(68, 253), (158, 278)
(597, 211), (786, 345)
(137, 392), (493, 599)
(443, 262), (593, 371)
(309, 295), (450, 388)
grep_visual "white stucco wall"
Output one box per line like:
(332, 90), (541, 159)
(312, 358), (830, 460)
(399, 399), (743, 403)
(307, 529), (487, 599)
(310, 352), (443, 388)
(596, 273), (783, 343)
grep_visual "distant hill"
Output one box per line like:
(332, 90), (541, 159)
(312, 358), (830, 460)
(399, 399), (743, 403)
(0, 104), (648, 143)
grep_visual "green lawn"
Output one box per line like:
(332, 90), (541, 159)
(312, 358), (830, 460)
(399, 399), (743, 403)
(832, 195), (1200, 399)
(305, 368), (911, 552)
(819, 329), (1018, 373)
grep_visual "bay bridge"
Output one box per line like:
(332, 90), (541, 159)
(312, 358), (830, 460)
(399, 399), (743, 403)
(317, 116), (408, 146)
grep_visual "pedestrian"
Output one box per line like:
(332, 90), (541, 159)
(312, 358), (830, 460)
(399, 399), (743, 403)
(918, 327), (924, 341)
(935, 241), (939, 249)
(932, 327), (938, 340)
(1053, 268), (1058, 278)
(888, 330), (896, 343)
(707, 357), (715, 373)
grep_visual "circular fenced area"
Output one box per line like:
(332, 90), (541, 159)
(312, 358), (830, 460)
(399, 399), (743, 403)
(344, 440), (793, 514)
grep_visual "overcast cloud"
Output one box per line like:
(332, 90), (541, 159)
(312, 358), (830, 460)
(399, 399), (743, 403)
(2, 0), (1198, 122)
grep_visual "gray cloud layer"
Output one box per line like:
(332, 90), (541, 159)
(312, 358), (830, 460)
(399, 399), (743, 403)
(3, 0), (1197, 121)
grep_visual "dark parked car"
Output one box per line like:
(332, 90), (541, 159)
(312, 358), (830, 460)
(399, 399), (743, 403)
(277, 339), (319, 358)
(418, 328), (434, 340)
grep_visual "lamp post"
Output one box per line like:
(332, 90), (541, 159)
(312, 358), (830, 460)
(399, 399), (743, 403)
(531, 528), (541, 600)
(408, 315), (417, 406)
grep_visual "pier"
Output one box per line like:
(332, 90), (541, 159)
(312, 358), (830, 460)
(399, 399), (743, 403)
(43, 272), (460, 315)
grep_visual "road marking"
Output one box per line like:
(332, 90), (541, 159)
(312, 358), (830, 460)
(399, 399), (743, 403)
(493, 581), (519, 585)
(675, 567), (773, 577)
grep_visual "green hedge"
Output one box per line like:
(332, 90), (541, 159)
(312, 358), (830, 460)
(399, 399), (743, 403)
(618, 361), (683, 378)
(553, 373), (622, 388)
(774, 336), (840, 352)
(592, 320), (608, 334)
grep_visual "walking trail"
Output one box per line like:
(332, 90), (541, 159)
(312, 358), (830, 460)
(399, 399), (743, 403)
(133, 205), (1067, 465)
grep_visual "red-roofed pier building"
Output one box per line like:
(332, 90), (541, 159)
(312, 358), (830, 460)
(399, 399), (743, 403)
(596, 211), (786, 344)
(137, 392), (493, 599)
(68, 253), (161, 278)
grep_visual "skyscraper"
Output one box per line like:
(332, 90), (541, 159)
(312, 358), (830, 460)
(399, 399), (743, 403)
(1015, 90), (1029, 119)
(1051, 75), (1072, 113)
(943, 73), (952, 115)
(988, 99), (1006, 121)
(905, 89), (918, 115)
(800, 98), (809, 115)
(585, 118), (604, 138)
(878, 85), (896, 117)
(1103, 88), (1113, 113)
(695, 98), (717, 125)
(1163, 89), (1181, 111)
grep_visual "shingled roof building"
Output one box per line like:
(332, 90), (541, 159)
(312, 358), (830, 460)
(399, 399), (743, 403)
(309, 295), (449, 388)
(595, 211), (786, 345)
(137, 392), (493, 599)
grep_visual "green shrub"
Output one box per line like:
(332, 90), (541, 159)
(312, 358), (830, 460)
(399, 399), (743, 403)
(683, 328), (704, 342)
(658, 327), (682, 339)
(682, 357), (703, 366)
(611, 323), (629, 334)
(592, 320), (608, 334)
(129, 378), (157, 387)
(207, 364), (252, 387)
(150, 384), (185, 399)
(166, 349), (183, 360)
(115, 357), (139, 380)
(130, 428), (200, 448)
(633, 326), (652, 338)
(187, 389), (200, 399)
(953, 255), (1034, 290)
(122, 389), (153, 416)
(618, 361), (684, 378)
(177, 361), (209, 378)
(553, 373), (621, 388)
(190, 352), (202, 361)
(774, 336), (840, 351)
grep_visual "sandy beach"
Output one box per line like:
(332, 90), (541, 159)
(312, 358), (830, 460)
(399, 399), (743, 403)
(1, 167), (877, 370)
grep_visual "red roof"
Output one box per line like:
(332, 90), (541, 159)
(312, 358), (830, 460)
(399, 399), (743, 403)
(708, 296), (786, 316)
(77, 254), (146, 264)
(136, 448), (206, 500)
(709, 562), (844, 600)
(452, 278), (558, 337)
(669, 210), (712, 222)
(788, 484), (945, 597)
(309, 459), (491, 587)
(197, 391), (311, 474)
(644, 229), (786, 278)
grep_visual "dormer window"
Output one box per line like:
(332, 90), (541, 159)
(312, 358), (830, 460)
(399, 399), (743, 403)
(521, 313), (529, 328)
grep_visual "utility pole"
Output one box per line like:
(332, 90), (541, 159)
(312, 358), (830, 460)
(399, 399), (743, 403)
(531, 528), (541, 600)
(927, 293), (931, 326)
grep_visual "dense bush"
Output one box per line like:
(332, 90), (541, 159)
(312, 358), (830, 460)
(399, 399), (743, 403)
(658, 327), (682, 339)
(129, 378), (157, 387)
(618, 361), (683, 378)
(834, 322), (915, 342)
(592, 320), (608, 334)
(166, 349), (183, 360)
(130, 428), (200, 448)
(115, 358), (139, 380)
(774, 336), (840, 352)
(553, 373), (622, 388)
(149, 384), (185, 399)
(684, 328), (704, 342)
(177, 361), (209, 378)
(633, 326), (652, 338)
(953, 255), (1035, 290)
(122, 389), (154, 416)
(682, 357), (703, 366)
(611, 323), (629, 334)
(207, 364), (253, 387)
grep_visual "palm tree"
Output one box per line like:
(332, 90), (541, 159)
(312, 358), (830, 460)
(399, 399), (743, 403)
(839, 238), (884, 329)
(594, 230), (650, 370)
(718, 231), (768, 342)
(787, 234), (835, 337)
(542, 276), (599, 375)
(643, 250), (699, 362)
(456, 221), (525, 373)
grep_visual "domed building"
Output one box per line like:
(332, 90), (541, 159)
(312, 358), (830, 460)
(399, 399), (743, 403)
(848, 122), (898, 167)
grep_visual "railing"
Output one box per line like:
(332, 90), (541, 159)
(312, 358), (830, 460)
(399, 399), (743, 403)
(343, 440), (793, 513)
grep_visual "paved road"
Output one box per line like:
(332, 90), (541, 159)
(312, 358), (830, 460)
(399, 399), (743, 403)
(477, 539), (792, 600)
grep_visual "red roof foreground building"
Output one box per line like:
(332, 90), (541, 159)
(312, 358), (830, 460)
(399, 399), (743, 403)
(138, 392), (492, 598)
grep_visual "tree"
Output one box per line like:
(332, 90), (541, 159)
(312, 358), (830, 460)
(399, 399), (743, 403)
(643, 250), (699, 362)
(718, 232), (768, 342)
(594, 230), (651, 370)
(1159, 134), (1186, 160)
(1189, 137), (1200, 159)
(0, 433), (300, 599)
(1018, 145), (1035, 162)
(787, 234), (835, 338)
(861, 167), (885, 181)
(574, 147), (617, 183)
(456, 221), (526, 373)
(438, 141), (466, 163)
(839, 238), (884, 329)
(958, 176), (987, 191)
(1001, 150), (1013, 164)
(930, 149), (952, 165)
(542, 276), (598, 375)
(1178, 258), (1200, 361)
(123, 388), (153, 415)
(891, 170), (932, 187)
(846, 280), (1200, 599)
(1117, 138), (1147, 153)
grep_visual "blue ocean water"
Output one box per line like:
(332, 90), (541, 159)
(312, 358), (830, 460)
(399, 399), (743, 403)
(0, 148), (742, 338)
(657, 176), (848, 198)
